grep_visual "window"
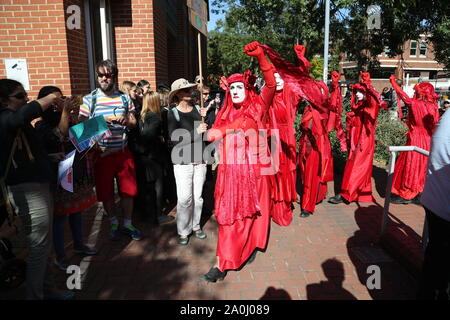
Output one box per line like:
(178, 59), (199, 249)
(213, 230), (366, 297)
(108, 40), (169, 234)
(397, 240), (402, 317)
(420, 41), (428, 57)
(410, 40), (418, 57)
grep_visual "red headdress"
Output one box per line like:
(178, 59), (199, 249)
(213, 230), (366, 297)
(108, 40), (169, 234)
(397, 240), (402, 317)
(413, 82), (439, 102)
(215, 70), (259, 127)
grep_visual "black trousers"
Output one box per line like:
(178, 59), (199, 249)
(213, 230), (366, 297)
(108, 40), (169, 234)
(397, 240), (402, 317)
(417, 207), (450, 299)
(135, 156), (165, 224)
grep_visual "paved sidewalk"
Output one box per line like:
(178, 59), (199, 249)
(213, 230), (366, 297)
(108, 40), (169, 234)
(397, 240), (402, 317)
(1, 165), (423, 300)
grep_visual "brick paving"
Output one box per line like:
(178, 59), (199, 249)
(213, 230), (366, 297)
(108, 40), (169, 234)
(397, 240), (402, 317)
(1, 164), (425, 300)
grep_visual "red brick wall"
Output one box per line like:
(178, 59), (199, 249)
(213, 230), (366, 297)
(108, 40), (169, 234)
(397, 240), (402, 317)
(111, 0), (156, 89)
(0, 0), (89, 99)
(0, 0), (89, 98)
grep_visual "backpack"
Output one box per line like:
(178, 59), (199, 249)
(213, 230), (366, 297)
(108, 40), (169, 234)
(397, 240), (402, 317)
(89, 88), (129, 118)
(171, 104), (201, 122)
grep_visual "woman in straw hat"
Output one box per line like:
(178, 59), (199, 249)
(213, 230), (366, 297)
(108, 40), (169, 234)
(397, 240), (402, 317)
(167, 78), (208, 245)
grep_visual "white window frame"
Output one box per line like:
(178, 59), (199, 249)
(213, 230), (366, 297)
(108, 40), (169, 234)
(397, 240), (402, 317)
(419, 41), (428, 57)
(410, 40), (418, 57)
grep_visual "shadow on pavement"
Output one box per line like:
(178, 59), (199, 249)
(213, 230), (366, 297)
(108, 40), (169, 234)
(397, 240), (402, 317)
(346, 204), (419, 300)
(306, 258), (357, 300)
(259, 286), (292, 300)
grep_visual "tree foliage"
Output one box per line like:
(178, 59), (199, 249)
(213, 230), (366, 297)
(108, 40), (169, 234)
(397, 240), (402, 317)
(208, 0), (450, 80)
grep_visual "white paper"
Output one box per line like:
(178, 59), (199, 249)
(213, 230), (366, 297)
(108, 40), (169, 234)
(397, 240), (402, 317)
(58, 150), (76, 192)
(5, 59), (30, 90)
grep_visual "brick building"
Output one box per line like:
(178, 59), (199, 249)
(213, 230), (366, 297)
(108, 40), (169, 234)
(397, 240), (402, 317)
(340, 35), (450, 98)
(0, 0), (208, 99)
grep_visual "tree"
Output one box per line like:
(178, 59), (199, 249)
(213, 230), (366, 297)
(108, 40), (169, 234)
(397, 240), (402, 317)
(208, 1), (450, 82)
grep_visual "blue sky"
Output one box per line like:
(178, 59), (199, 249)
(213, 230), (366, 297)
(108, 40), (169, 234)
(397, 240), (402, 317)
(207, 4), (225, 31)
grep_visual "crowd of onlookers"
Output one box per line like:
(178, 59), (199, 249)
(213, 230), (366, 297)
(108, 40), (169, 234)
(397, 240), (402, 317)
(1, 57), (449, 299)
(0, 59), (223, 299)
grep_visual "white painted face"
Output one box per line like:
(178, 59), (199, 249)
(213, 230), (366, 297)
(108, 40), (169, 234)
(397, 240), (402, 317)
(274, 73), (284, 90)
(355, 91), (365, 101)
(230, 82), (246, 104)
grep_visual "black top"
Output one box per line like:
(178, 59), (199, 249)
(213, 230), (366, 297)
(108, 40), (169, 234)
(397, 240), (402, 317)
(0, 101), (53, 186)
(135, 111), (168, 162)
(167, 105), (206, 165)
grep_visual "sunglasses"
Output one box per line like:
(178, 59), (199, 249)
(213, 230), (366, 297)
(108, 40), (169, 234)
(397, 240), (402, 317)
(9, 92), (28, 99)
(181, 88), (192, 93)
(97, 72), (114, 78)
(202, 92), (210, 95)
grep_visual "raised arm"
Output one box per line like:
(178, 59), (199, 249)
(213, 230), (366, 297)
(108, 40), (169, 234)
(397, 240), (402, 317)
(329, 71), (347, 151)
(294, 45), (312, 76)
(244, 41), (276, 114)
(389, 75), (413, 106)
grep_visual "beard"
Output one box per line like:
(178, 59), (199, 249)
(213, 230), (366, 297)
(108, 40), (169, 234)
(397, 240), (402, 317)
(99, 80), (115, 93)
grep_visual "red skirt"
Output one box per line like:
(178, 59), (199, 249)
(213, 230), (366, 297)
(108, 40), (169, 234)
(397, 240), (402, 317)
(217, 174), (271, 271)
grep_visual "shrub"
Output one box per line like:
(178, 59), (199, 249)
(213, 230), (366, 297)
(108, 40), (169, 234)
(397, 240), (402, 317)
(374, 108), (408, 164)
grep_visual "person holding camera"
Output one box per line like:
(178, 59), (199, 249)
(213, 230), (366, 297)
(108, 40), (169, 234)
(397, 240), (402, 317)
(0, 79), (73, 299)
(34, 86), (97, 271)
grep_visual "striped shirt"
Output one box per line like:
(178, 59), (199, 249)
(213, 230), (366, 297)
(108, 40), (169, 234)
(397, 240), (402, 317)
(80, 90), (135, 151)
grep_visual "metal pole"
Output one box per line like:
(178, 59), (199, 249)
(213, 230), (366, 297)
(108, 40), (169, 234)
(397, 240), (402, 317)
(323, 0), (330, 82)
(381, 151), (396, 237)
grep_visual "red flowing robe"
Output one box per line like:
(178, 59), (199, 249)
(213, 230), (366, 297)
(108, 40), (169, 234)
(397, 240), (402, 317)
(391, 82), (439, 200)
(208, 68), (276, 271)
(262, 44), (338, 214)
(269, 85), (301, 225)
(298, 102), (334, 212)
(340, 81), (383, 202)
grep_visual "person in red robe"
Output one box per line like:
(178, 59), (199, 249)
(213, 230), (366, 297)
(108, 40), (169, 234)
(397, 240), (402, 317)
(389, 76), (439, 204)
(262, 45), (344, 217)
(200, 41), (277, 282)
(264, 73), (299, 225)
(296, 70), (342, 217)
(329, 72), (386, 204)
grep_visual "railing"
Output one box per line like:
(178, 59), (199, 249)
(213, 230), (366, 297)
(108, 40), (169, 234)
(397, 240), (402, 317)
(381, 146), (430, 249)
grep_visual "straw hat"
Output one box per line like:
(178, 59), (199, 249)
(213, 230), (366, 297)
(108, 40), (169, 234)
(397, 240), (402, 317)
(168, 78), (197, 102)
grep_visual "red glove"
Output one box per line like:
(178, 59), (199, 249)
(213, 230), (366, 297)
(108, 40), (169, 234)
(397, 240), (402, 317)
(331, 71), (340, 87)
(360, 72), (371, 84)
(244, 41), (264, 58)
(294, 44), (306, 57)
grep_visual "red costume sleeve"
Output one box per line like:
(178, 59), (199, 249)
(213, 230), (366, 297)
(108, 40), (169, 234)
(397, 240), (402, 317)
(293, 45), (312, 75)
(390, 75), (412, 105)
(390, 75), (412, 120)
(360, 72), (385, 121)
(329, 71), (347, 151)
(255, 47), (277, 115)
(207, 117), (244, 142)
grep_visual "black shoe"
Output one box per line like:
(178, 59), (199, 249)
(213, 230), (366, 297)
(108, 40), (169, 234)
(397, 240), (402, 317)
(299, 209), (312, 218)
(391, 195), (412, 204)
(200, 267), (227, 283)
(328, 194), (344, 204)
